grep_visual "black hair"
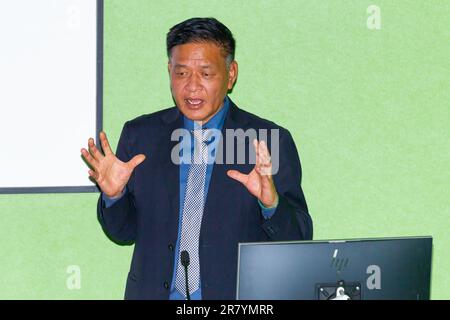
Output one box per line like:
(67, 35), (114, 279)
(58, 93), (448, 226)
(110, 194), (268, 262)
(166, 17), (235, 64)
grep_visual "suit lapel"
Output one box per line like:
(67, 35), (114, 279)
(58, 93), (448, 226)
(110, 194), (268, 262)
(159, 108), (183, 235)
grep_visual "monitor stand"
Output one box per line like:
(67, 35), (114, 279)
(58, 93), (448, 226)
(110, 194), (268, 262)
(317, 280), (362, 300)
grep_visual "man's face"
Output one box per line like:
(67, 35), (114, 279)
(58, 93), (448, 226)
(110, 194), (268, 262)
(168, 42), (238, 124)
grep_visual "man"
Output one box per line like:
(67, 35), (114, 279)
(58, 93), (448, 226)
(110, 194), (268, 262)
(81, 17), (312, 300)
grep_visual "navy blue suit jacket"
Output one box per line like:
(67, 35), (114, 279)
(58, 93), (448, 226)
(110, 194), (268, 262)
(97, 99), (313, 299)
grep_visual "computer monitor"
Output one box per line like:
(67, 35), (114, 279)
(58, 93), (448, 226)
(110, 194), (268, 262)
(236, 236), (432, 300)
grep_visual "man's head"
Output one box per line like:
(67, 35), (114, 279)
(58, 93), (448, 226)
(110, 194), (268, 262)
(167, 17), (238, 124)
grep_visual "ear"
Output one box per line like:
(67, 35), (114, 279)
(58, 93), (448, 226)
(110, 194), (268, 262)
(227, 60), (238, 90)
(168, 61), (172, 74)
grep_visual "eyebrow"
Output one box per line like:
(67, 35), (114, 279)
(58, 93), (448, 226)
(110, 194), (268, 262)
(174, 64), (213, 69)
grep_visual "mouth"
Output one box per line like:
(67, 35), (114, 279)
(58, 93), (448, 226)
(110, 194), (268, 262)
(185, 98), (205, 110)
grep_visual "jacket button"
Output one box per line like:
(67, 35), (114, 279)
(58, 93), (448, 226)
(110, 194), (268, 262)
(164, 281), (170, 289)
(168, 243), (174, 251)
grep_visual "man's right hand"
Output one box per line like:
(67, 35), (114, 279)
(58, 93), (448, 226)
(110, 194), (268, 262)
(81, 131), (146, 198)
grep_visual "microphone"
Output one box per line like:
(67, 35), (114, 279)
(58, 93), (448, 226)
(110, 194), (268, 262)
(180, 250), (191, 300)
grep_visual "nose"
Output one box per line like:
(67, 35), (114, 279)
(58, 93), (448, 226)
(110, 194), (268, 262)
(185, 73), (202, 92)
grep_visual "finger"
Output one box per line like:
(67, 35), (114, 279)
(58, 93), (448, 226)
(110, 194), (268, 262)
(100, 131), (113, 156)
(256, 164), (272, 177)
(255, 140), (271, 166)
(258, 141), (268, 161)
(227, 169), (248, 185)
(128, 154), (146, 169)
(88, 169), (98, 180)
(88, 138), (104, 161)
(259, 140), (271, 165)
(255, 140), (270, 171)
(81, 148), (98, 169)
(253, 139), (260, 167)
(255, 142), (272, 177)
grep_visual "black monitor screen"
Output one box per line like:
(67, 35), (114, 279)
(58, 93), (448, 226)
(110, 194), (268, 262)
(236, 236), (432, 300)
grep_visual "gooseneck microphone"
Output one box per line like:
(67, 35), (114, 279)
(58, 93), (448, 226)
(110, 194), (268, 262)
(180, 250), (191, 300)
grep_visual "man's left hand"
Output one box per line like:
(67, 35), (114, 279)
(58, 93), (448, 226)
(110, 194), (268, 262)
(227, 139), (278, 208)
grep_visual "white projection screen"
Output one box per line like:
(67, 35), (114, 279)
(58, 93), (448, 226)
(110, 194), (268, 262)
(0, 0), (102, 193)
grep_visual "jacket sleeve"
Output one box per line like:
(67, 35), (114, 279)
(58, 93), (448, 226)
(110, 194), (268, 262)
(261, 128), (313, 241)
(97, 122), (137, 244)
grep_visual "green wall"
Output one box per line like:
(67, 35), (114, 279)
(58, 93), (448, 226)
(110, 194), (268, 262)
(0, 0), (448, 299)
